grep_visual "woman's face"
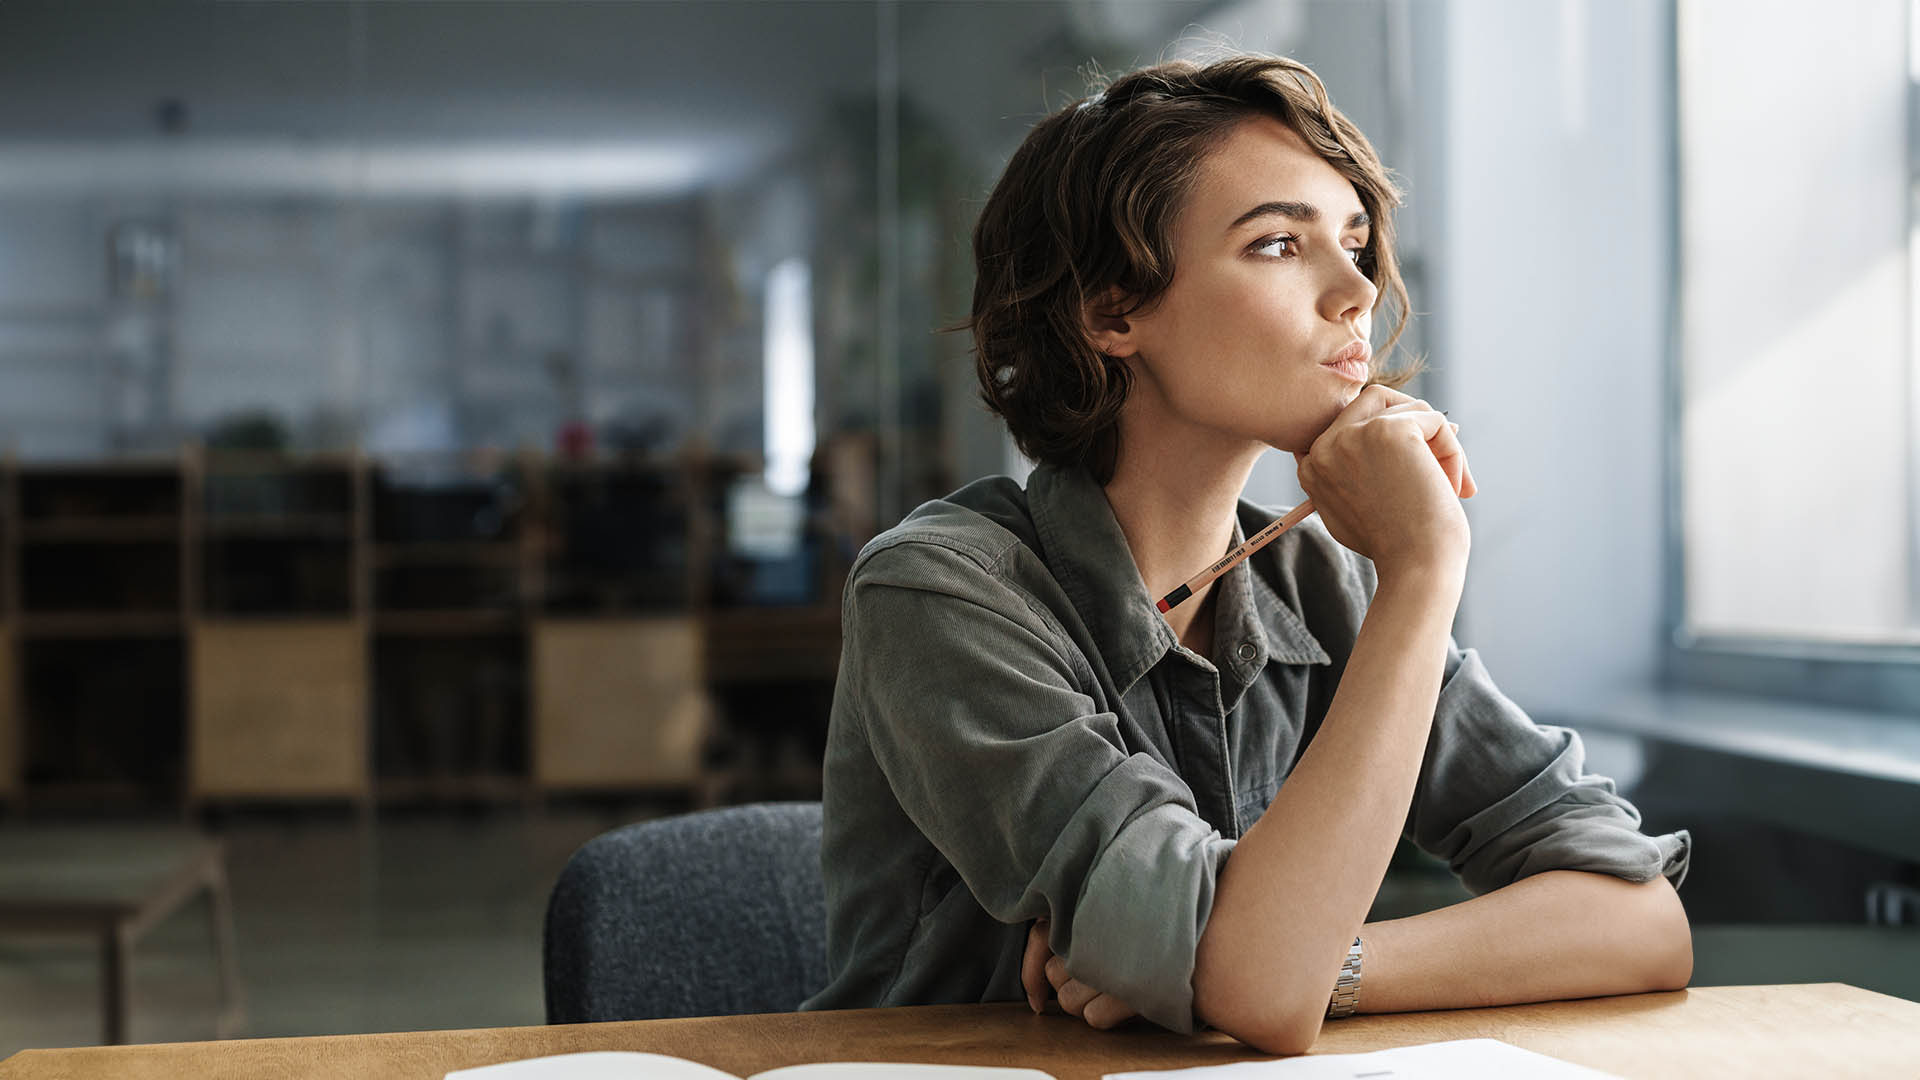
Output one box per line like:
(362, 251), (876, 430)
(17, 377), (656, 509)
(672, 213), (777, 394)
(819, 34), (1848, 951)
(1097, 114), (1380, 457)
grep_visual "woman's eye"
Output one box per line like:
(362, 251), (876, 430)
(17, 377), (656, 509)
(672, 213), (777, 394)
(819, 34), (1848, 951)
(1253, 234), (1299, 258)
(1252, 235), (1368, 265)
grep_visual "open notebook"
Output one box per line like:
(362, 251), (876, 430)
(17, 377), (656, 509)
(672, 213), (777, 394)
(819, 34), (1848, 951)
(447, 1039), (1619, 1080)
(445, 1056), (1055, 1080)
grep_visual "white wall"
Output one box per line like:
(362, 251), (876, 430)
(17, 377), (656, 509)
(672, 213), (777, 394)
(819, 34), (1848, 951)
(1233, 0), (1673, 719)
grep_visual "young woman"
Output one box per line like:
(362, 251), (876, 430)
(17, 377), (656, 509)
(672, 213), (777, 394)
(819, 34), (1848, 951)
(799, 54), (1692, 1054)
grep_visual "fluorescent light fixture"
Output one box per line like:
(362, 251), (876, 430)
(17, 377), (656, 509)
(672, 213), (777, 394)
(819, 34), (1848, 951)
(763, 255), (814, 498)
(0, 138), (735, 198)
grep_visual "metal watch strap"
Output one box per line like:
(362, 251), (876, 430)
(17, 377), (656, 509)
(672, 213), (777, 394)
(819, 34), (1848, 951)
(1326, 936), (1362, 1019)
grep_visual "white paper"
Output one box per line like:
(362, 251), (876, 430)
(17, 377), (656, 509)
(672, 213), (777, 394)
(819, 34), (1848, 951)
(1103, 1039), (1622, 1080)
(447, 1053), (1057, 1080)
(447, 1052), (741, 1080)
(758, 1067), (1056, 1080)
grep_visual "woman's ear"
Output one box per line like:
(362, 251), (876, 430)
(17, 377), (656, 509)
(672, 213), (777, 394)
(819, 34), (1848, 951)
(1081, 287), (1139, 359)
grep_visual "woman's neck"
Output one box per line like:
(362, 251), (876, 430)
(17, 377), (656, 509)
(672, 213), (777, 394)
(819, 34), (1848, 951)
(1101, 411), (1268, 656)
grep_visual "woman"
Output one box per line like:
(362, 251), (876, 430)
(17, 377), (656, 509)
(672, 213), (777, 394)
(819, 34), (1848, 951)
(799, 54), (1692, 1054)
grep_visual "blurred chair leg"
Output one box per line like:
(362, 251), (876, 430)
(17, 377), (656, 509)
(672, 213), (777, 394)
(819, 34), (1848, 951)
(103, 924), (130, 1046)
(205, 854), (247, 1038)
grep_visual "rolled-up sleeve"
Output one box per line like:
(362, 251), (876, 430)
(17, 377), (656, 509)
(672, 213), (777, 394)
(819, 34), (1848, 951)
(845, 540), (1233, 1033)
(1403, 641), (1692, 895)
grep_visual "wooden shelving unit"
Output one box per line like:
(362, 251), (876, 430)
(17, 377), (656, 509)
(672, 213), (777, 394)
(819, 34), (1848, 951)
(0, 446), (842, 813)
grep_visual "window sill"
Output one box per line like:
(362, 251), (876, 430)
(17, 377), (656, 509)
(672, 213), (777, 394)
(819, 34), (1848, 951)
(1560, 686), (1920, 786)
(1542, 687), (1920, 864)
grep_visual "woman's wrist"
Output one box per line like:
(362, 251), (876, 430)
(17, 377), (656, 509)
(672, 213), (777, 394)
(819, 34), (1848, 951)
(1373, 553), (1468, 598)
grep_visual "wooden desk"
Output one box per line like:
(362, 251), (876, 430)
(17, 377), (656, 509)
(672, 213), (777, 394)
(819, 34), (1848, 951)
(3, 984), (1916, 1080)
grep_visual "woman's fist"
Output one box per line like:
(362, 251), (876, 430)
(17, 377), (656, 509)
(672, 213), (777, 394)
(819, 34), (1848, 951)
(1021, 918), (1139, 1030)
(1291, 385), (1474, 579)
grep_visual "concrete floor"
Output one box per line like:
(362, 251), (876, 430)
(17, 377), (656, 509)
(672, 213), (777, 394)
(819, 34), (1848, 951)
(0, 811), (1916, 1059)
(0, 807), (636, 1055)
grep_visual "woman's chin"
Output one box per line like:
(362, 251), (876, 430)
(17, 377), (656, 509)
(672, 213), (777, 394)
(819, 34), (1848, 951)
(1263, 407), (1349, 454)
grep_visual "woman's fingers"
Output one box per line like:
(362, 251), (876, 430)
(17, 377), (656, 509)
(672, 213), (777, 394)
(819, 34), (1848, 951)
(1045, 953), (1069, 992)
(1452, 424), (1478, 498)
(1043, 954), (1092, 1014)
(1055, 974), (1101, 1017)
(1368, 406), (1465, 494)
(1307, 397), (1475, 499)
(1302, 386), (1419, 461)
(1419, 414), (1468, 498)
(1375, 405), (1475, 499)
(1042, 954), (1140, 1029)
(1344, 383), (1421, 422)
(1022, 919), (1051, 1013)
(1082, 993), (1138, 1030)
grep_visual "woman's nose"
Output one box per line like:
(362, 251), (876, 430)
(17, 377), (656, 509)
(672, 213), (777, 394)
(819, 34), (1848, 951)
(1320, 257), (1377, 324)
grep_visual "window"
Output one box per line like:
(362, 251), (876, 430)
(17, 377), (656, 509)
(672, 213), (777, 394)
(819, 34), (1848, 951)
(1669, 0), (1920, 709)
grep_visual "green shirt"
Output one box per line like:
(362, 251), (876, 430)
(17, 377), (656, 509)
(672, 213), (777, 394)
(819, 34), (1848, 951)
(800, 461), (1691, 1033)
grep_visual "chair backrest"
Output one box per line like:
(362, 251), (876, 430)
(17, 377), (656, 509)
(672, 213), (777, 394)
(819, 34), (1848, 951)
(543, 801), (828, 1023)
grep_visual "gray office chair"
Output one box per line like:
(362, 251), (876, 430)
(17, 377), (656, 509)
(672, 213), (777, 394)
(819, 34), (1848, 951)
(543, 801), (828, 1023)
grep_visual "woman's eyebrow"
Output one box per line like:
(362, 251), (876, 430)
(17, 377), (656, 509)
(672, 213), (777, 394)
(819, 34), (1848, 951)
(1228, 200), (1371, 233)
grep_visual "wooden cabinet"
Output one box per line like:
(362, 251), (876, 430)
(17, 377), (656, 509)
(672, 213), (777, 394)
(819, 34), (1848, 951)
(0, 448), (845, 811)
(532, 618), (714, 790)
(189, 619), (368, 800)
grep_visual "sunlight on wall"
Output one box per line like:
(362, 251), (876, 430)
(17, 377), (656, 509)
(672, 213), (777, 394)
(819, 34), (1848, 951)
(1679, 0), (1913, 642)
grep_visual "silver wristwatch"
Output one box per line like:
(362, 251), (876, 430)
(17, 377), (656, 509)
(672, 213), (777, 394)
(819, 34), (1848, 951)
(1326, 936), (1363, 1019)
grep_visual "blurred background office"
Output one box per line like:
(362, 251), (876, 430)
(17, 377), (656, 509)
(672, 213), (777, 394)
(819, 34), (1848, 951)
(0, 0), (1916, 1055)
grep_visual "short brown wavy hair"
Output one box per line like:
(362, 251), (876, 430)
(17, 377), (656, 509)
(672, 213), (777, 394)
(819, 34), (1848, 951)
(966, 54), (1425, 484)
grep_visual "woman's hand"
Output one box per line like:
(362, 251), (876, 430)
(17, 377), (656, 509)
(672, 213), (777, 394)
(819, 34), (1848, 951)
(1291, 385), (1475, 580)
(1021, 918), (1140, 1029)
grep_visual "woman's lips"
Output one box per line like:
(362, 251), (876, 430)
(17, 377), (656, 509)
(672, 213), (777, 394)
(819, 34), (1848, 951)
(1321, 340), (1371, 383)
(1322, 357), (1369, 382)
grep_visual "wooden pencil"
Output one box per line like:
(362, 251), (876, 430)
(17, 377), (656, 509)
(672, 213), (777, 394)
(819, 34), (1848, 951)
(1156, 500), (1318, 613)
(1156, 411), (1454, 614)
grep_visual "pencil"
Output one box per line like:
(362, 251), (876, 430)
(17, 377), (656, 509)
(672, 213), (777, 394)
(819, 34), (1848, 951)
(1156, 411), (1452, 614)
(1156, 500), (1317, 613)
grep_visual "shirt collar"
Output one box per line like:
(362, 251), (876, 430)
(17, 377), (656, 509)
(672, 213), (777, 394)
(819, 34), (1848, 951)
(1026, 462), (1330, 695)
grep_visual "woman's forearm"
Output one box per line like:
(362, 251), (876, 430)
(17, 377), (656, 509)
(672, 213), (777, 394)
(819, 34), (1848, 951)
(1192, 565), (1464, 1053)
(1354, 869), (1693, 1014)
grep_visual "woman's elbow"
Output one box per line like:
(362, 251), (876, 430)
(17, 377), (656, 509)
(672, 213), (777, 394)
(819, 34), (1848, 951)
(1208, 1006), (1324, 1057)
(1653, 920), (1694, 991)
(1641, 877), (1694, 991)
(1194, 973), (1327, 1057)
(1248, 1012), (1326, 1057)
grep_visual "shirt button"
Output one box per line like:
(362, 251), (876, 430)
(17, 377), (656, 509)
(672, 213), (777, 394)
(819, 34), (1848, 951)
(1236, 642), (1258, 662)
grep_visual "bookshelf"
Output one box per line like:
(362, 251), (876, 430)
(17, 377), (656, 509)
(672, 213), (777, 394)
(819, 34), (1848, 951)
(0, 446), (833, 813)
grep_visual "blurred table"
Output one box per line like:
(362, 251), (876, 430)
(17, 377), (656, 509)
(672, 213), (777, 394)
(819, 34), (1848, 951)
(3, 984), (1917, 1078)
(0, 826), (244, 1045)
